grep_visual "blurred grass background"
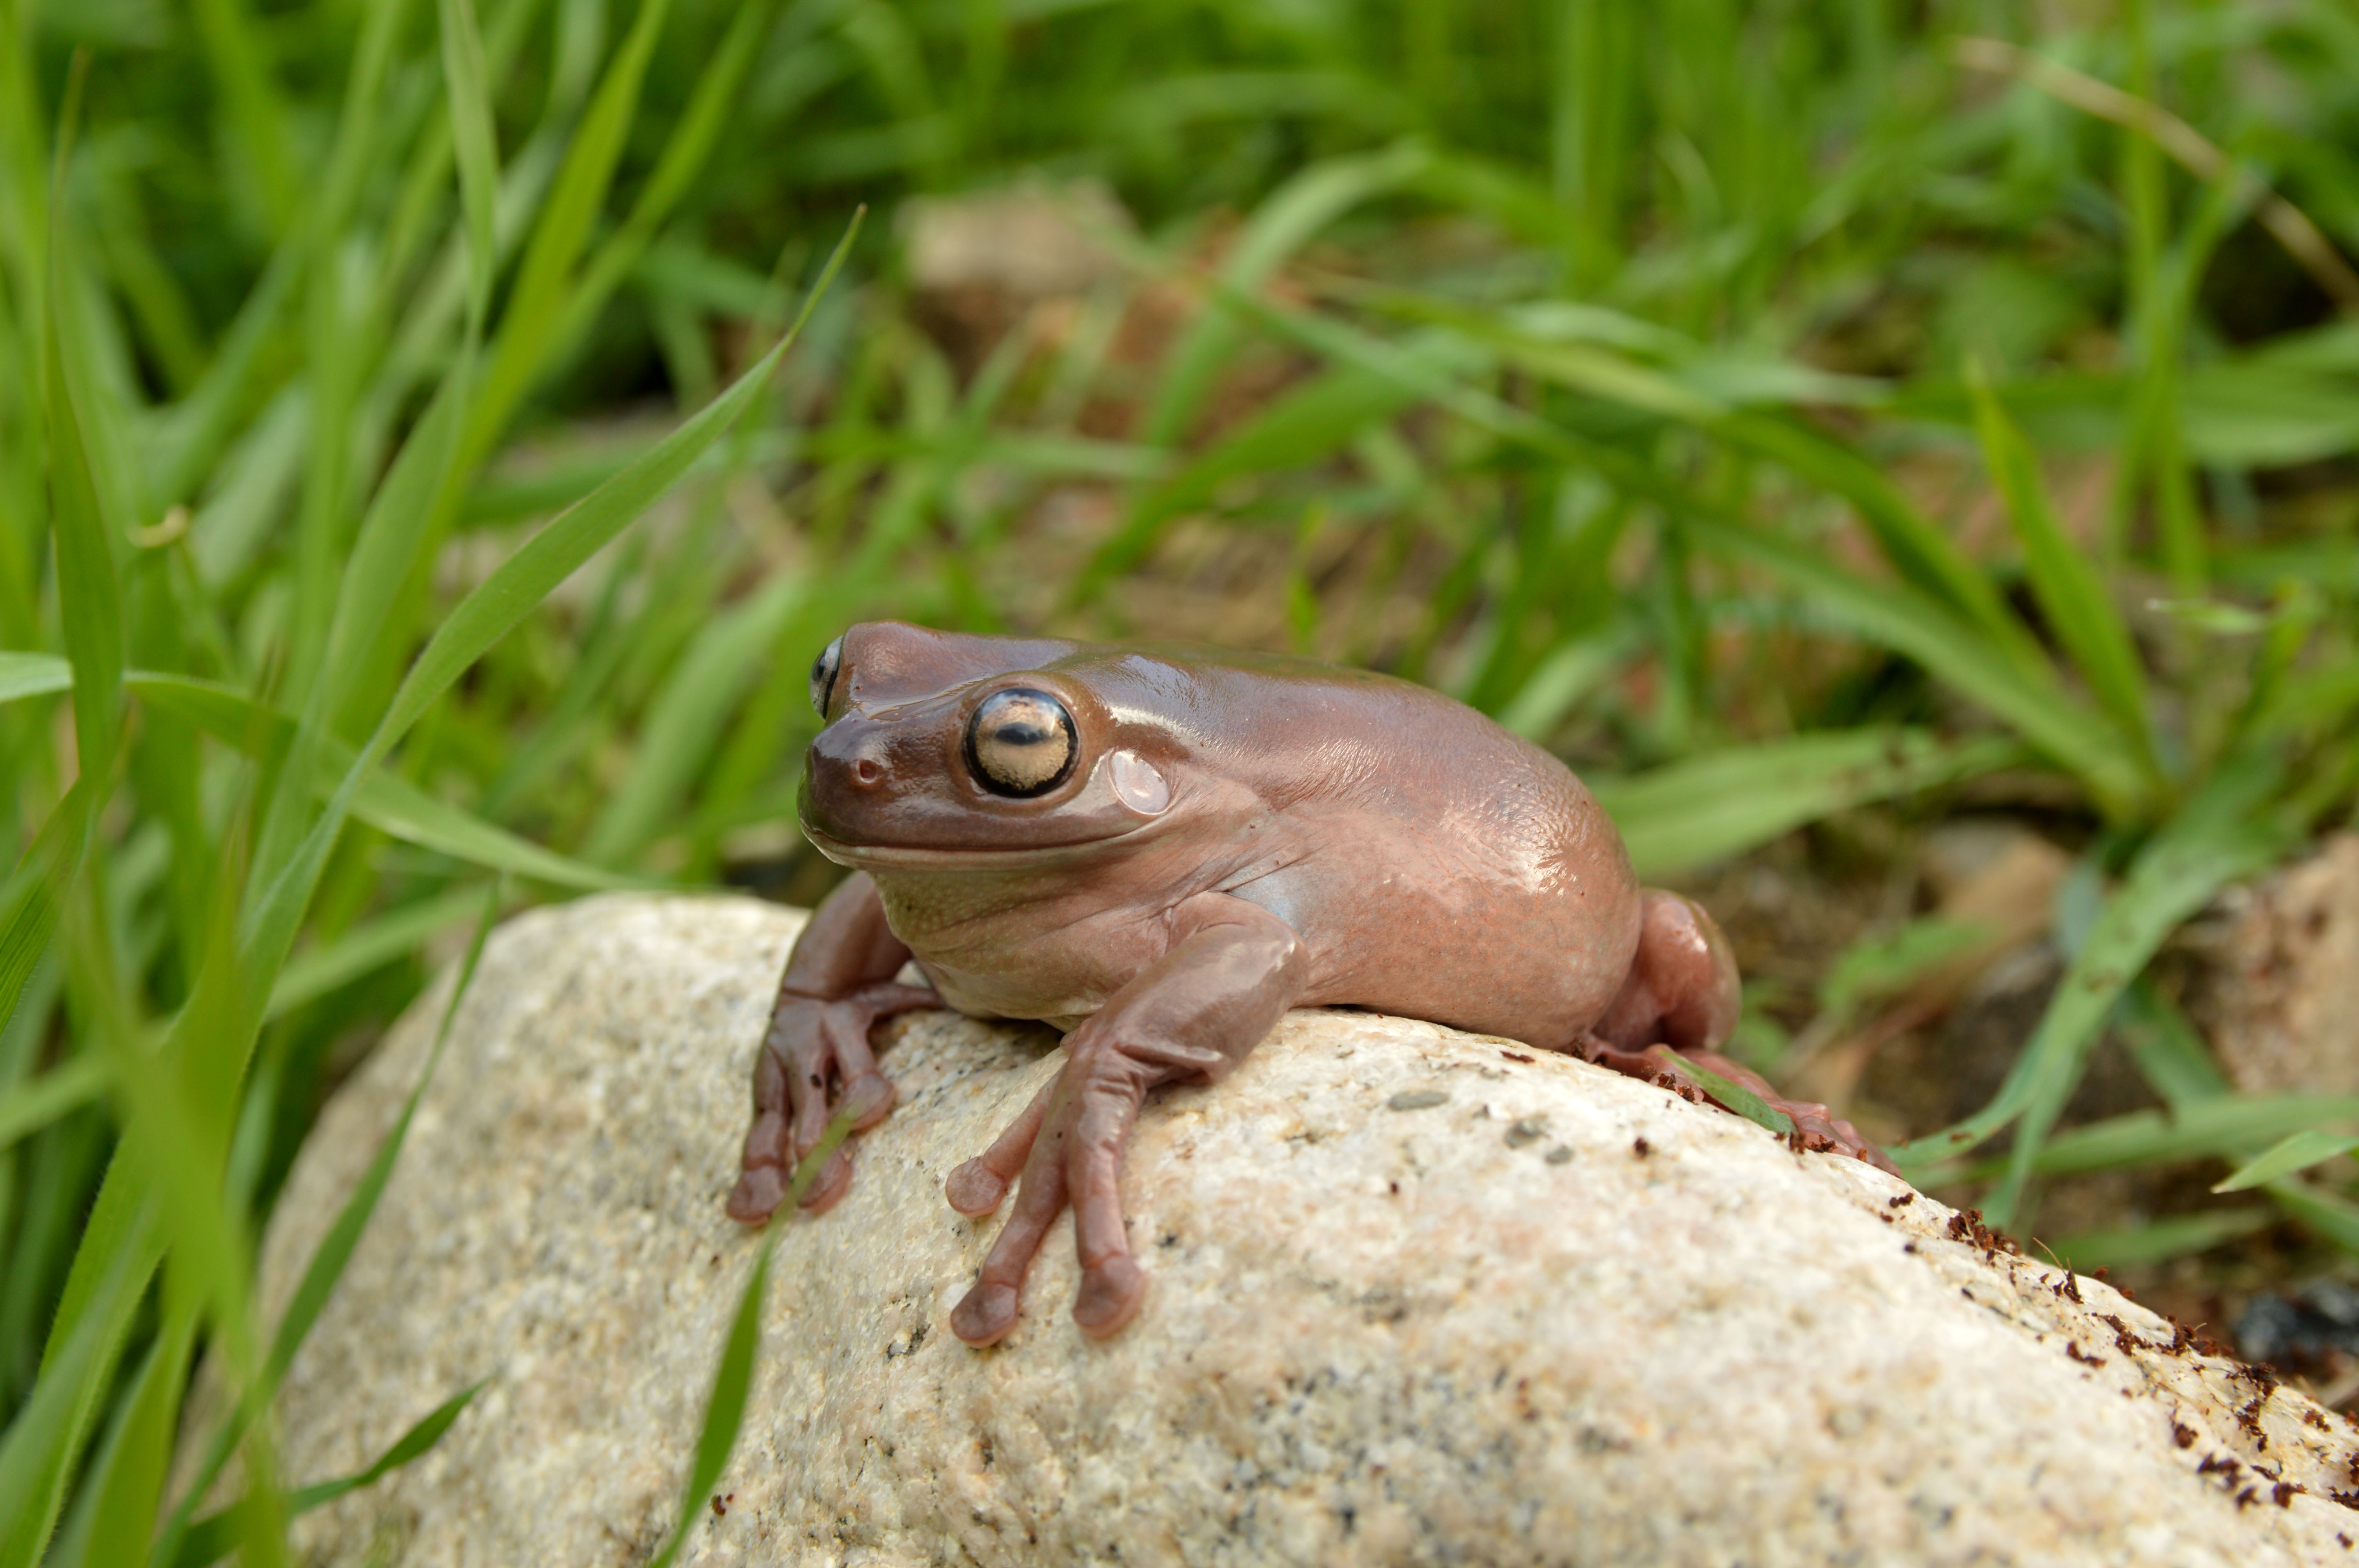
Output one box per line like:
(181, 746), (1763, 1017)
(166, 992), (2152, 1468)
(5, 0), (2359, 1556)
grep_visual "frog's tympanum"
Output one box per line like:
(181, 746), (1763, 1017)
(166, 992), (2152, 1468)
(727, 622), (1896, 1347)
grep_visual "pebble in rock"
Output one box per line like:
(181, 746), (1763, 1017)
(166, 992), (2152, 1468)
(202, 894), (2359, 1566)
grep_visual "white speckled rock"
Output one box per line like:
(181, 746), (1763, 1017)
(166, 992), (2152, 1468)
(215, 894), (2359, 1566)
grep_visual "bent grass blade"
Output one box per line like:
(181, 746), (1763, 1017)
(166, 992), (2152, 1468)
(644, 1108), (859, 1568)
(153, 884), (502, 1568)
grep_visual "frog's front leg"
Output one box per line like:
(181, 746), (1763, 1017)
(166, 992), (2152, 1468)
(943, 893), (1308, 1347)
(727, 871), (938, 1224)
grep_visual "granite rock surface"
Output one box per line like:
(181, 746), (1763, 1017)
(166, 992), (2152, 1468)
(217, 894), (2359, 1566)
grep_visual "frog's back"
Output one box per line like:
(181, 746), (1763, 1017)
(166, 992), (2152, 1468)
(1058, 645), (1644, 1049)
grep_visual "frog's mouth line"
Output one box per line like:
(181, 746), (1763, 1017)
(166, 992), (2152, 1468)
(798, 822), (1154, 871)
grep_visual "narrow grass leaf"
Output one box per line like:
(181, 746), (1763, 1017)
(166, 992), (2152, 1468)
(126, 673), (645, 892)
(0, 1056), (105, 1154)
(1140, 142), (1429, 448)
(1082, 348), (1463, 597)
(0, 784), (90, 1038)
(264, 886), (488, 1023)
(1930, 1095), (2359, 1186)
(1590, 730), (2021, 879)
(44, 229), (126, 793)
(645, 1108), (858, 1568)
(2045, 1208), (2275, 1271)
(438, 0), (500, 329)
(0, 652), (68, 705)
(2214, 1131), (2359, 1194)
(171, 1383), (487, 1568)
(375, 218), (854, 769)
(157, 888), (500, 1566)
(1966, 369), (2159, 777)
(1892, 757), (2294, 1214)
(2114, 980), (2230, 1111)
(581, 573), (803, 865)
(2265, 1181), (2359, 1260)
(1132, 268), (2150, 820)
(465, 0), (675, 473)
(1668, 1057), (1794, 1136)
(549, 0), (785, 358)
(1680, 515), (2152, 820)
(0, 1199), (157, 1568)
(46, 1313), (195, 1568)
(1714, 410), (2042, 670)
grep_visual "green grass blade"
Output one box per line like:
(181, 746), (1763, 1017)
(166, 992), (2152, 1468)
(0, 1057), (105, 1155)
(371, 218), (854, 776)
(0, 784), (91, 1040)
(1928, 1095), (2359, 1186)
(124, 674), (645, 892)
(464, 0), (676, 475)
(1965, 368), (2160, 782)
(580, 572), (803, 866)
(644, 1109), (857, 1568)
(187, 0), (296, 233)
(2264, 1181), (2359, 1261)
(44, 211), (127, 796)
(438, 0), (501, 332)
(2214, 1131), (2359, 1194)
(264, 886), (489, 1024)
(0, 653), (68, 706)
(1140, 142), (1430, 448)
(1079, 351), (1456, 601)
(170, 1382), (487, 1568)
(548, 0), (785, 362)
(354, 773), (652, 890)
(45, 1312), (195, 1568)
(1129, 262), (2150, 820)
(1892, 756), (2294, 1213)
(1671, 1057), (1794, 1136)
(645, 1241), (772, 1568)
(156, 887), (500, 1567)
(2115, 981), (2231, 1111)
(1711, 410), (2044, 672)
(1680, 515), (2154, 821)
(0, 1197), (158, 1568)
(2045, 1208), (2275, 1272)
(1590, 730), (2022, 879)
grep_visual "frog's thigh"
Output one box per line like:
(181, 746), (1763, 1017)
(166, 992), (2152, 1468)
(1591, 889), (1739, 1054)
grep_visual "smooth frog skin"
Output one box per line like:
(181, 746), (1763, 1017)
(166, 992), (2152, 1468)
(727, 621), (1896, 1347)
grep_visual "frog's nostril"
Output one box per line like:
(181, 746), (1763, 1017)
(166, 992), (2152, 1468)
(854, 758), (882, 785)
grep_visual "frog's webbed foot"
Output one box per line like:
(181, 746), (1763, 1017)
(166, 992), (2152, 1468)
(1576, 1035), (1901, 1176)
(945, 1041), (1156, 1347)
(1670, 1046), (1902, 1176)
(727, 978), (937, 1225)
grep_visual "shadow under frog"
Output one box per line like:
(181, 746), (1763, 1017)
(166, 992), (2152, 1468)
(727, 621), (1894, 1347)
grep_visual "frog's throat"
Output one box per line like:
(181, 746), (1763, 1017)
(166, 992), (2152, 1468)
(798, 820), (1159, 872)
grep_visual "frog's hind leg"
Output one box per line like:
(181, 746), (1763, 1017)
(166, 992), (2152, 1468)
(1581, 890), (1899, 1175)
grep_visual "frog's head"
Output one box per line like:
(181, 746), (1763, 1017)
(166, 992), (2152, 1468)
(796, 622), (1195, 869)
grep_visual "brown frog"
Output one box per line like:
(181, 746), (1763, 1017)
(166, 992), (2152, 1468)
(727, 622), (1894, 1347)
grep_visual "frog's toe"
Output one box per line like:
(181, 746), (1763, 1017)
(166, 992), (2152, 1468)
(797, 1147), (855, 1213)
(841, 1069), (896, 1129)
(1072, 1255), (1146, 1338)
(726, 1163), (786, 1225)
(950, 1281), (1021, 1347)
(945, 1158), (1009, 1216)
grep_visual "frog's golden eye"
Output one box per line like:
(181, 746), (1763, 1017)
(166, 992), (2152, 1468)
(809, 636), (843, 717)
(965, 688), (1077, 798)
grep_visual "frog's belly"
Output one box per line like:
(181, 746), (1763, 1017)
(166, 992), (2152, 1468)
(918, 960), (1109, 1029)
